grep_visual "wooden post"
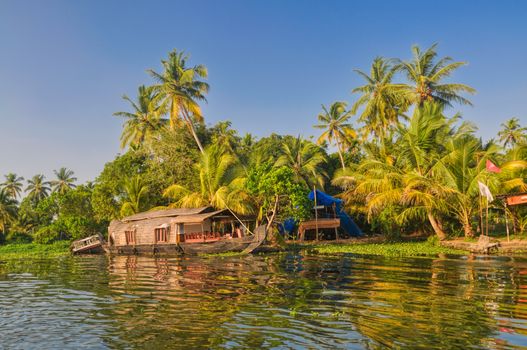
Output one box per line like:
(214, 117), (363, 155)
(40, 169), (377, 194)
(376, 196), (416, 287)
(314, 186), (319, 241)
(505, 202), (510, 242)
(479, 192), (484, 236)
(477, 154), (484, 236)
(486, 197), (489, 237)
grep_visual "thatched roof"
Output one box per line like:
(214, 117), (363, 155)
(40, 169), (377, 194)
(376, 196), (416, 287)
(120, 207), (212, 222)
(170, 209), (231, 224)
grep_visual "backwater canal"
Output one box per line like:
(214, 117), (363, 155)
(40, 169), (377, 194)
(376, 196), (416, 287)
(2, 253), (527, 349)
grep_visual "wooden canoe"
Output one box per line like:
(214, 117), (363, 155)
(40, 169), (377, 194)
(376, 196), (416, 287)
(178, 225), (267, 255)
(71, 234), (107, 254)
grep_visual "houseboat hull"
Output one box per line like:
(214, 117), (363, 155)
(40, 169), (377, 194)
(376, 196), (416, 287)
(106, 225), (267, 256)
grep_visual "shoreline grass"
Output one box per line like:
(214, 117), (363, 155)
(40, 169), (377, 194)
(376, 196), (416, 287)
(0, 240), (470, 260)
(310, 241), (467, 257)
(0, 241), (70, 259)
(203, 240), (468, 258)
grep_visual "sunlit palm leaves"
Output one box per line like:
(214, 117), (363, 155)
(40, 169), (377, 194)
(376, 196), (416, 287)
(148, 49), (209, 153)
(397, 43), (476, 107)
(120, 176), (149, 217)
(163, 145), (252, 214)
(114, 85), (168, 149)
(1, 173), (24, 199)
(497, 117), (527, 149)
(25, 174), (51, 202)
(275, 136), (327, 189)
(351, 57), (410, 140)
(0, 188), (17, 232)
(314, 101), (356, 169)
(51, 167), (77, 194)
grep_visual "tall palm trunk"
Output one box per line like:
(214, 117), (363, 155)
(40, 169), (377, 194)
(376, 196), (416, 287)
(427, 211), (447, 240)
(336, 138), (346, 170)
(181, 108), (205, 154)
(460, 211), (474, 238)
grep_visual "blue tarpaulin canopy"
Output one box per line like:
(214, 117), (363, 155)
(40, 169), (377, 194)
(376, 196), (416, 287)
(308, 190), (363, 237)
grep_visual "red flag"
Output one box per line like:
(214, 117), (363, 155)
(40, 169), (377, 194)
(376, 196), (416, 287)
(486, 159), (501, 173)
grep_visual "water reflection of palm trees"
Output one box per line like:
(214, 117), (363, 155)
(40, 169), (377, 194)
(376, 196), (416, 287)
(100, 254), (527, 348)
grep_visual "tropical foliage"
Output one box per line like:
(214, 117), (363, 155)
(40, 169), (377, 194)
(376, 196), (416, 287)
(1, 44), (526, 245)
(25, 175), (51, 203)
(51, 167), (77, 194)
(396, 43), (476, 107)
(314, 101), (356, 169)
(148, 49), (209, 153)
(163, 145), (251, 215)
(114, 85), (167, 149)
(1, 173), (24, 199)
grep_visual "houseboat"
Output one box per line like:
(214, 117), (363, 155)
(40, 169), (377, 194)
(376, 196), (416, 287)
(107, 206), (266, 255)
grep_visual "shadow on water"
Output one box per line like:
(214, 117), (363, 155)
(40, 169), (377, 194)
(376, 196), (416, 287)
(2, 252), (527, 349)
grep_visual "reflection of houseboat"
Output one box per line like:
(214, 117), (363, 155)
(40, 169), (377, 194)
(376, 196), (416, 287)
(106, 207), (266, 255)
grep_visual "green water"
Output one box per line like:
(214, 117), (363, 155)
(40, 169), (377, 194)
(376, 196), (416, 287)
(1, 253), (527, 349)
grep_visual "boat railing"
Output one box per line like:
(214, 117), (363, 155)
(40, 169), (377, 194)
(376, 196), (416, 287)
(184, 231), (235, 243)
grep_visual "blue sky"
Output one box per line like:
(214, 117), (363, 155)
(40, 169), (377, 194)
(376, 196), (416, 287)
(0, 0), (526, 183)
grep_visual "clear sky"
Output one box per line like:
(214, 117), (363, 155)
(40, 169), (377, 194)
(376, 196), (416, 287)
(1, 0), (526, 183)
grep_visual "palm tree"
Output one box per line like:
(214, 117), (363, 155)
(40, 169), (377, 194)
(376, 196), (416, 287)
(163, 145), (252, 214)
(25, 174), (50, 202)
(120, 176), (149, 217)
(1, 173), (24, 199)
(114, 85), (168, 149)
(275, 136), (327, 189)
(397, 43), (476, 107)
(148, 49), (209, 154)
(211, 121), (239, 153)
(434, 135), (498, 237)
(335, 103), (462, 240)
(498, 117), (527, 149)
(351, 57), (410, 140)
(314, 101), (357, 170)
(0, 188), (17, 233)
(51, 167), (77, 194)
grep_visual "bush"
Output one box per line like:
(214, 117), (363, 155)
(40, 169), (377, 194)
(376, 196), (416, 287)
(426, 235), (439, 246)
(6, 231), (33, 244)
(33, 225), (61, 244)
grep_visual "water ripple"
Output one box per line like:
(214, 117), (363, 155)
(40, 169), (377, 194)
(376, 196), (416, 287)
(2, 253), (527, 349)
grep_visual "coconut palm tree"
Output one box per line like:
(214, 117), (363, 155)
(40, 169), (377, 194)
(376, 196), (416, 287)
(148, 49), (209, 154)
(314, 101), (357, 170)
(211, 120), (239, 153)
(335, 103), (462, 240)
(1, 173), (24, 199)
(275, 136), (327, 189)
(51, 167), (77, 194)
(434, 134), (500, 237)
(120, 176), (149, 217)
(0, 188), (17, 233)
(25, 174), (50, 202)
(114, 85), (168, 149)
(397, 43), (476, 107)
(351, 57), (410, 140)
(498, 117), (527, 149)
(163, 145), (252, 214)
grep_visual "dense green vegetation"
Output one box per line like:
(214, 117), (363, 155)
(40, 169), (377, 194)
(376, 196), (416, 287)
(0, 43), (526, 248)
(311, 241), (466, 257)
(0, 241), (70, 259)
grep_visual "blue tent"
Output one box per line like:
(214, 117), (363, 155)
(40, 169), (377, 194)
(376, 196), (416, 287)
(308, 190), (363, 237)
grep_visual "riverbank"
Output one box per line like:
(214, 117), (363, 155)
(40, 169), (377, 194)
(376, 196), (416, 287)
(441, 236), (527, 254)
(0, 241), (70, 259)
(3, 235), (527, 260)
